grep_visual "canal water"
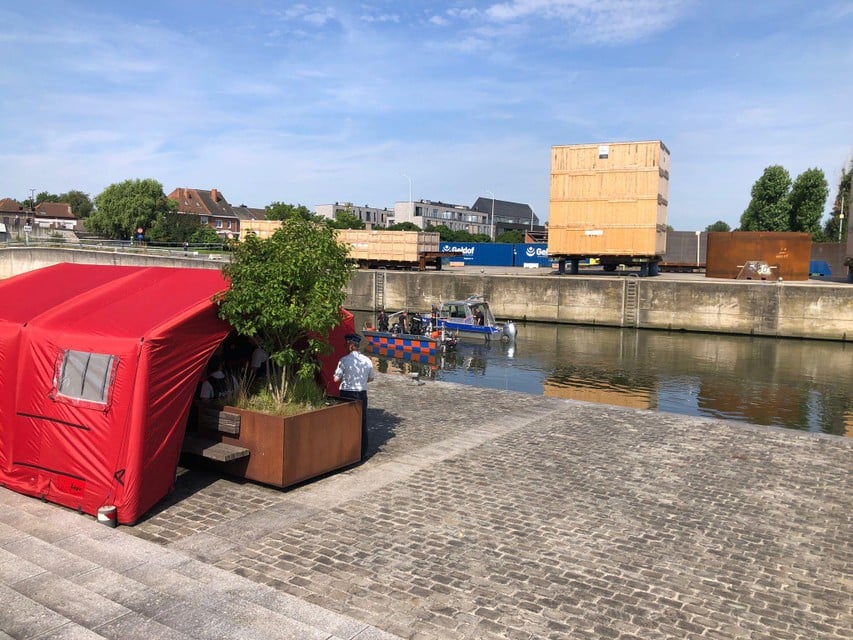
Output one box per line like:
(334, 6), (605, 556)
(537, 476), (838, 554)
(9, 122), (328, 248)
(352, 312), (852, 437)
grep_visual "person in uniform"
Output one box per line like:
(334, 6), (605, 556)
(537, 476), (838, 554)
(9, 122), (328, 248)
(333, 333), (375, 459)
(377, 309), (389, 332)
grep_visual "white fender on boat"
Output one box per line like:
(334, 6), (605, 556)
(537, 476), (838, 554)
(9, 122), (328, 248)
(502, 322), (517, 341)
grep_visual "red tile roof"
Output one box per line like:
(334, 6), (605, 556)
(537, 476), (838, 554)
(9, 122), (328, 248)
(0, 198), (24, 213)
(35, 202), (76, 219)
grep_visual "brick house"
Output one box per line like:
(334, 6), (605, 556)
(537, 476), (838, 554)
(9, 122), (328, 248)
(166, 188), (265, 239)
(34, 202), (78, 231)
(0, 198), (26, 231)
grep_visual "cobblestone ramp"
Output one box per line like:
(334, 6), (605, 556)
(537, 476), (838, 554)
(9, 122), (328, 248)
(2, 374), (851, 640)
(131, 376), (851, 640)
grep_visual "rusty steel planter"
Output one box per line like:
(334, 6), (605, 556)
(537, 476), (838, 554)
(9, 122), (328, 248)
(219, 398), (361, 488)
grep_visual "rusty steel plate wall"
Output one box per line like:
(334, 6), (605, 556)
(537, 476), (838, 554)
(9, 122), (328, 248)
(706, 232), (811, 280)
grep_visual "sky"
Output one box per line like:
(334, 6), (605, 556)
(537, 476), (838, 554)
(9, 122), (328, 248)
(1, 1), (851, 231)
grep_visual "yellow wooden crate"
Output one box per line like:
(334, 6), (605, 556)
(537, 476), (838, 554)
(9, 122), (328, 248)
(549, 140), (669, 257)
(335, 230), (440, 262)
(240, 220), (282, 240)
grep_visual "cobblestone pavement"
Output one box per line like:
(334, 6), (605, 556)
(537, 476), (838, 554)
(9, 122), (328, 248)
(128, 375), (852, 640)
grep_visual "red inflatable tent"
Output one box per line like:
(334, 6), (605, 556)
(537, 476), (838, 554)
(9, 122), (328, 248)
(0, 264), (232, 524)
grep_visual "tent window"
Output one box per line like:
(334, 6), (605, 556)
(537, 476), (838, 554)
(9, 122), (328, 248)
(58, 350), (116, 403)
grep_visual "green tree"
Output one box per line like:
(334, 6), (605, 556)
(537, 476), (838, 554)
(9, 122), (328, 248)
(425, 224), (492, 242)
(36, 191), (60, 203)
(88, 179), (175, 239)
(265, 202), (316, 221)
(216, 219), (353, 405)
(788, 168), (828, 238)
(425, 224), (456, 241)
(705, 220), (731, 232)
(147, 210), (218, 245)
(455, 230), (490, 242)
(387, 222), (421, 231)
(32, 190), (93, 218)
(61, 190), (94, 218)
(496, 230), (524, 243)
(740, 165), (792, 231)
(327, 207), (365, 229)
(190, 226), (222, 244)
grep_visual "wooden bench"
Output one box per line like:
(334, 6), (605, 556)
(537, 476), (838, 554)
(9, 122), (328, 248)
(182, 435), (250, 462)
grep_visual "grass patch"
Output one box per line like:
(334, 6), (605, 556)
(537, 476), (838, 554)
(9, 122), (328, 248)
(227, 373), (331, 417)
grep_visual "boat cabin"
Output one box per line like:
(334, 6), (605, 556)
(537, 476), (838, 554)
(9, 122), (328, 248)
(438, 298), (496, 327)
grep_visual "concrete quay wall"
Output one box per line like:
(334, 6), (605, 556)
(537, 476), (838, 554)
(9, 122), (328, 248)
(2, 247), (851, 341)
(347, 270), (853, 341)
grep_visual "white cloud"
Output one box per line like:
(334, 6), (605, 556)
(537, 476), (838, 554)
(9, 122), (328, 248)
(1, 0), (849, 234)
(360, 12), (400, 24)
(484, 0), (686, 44)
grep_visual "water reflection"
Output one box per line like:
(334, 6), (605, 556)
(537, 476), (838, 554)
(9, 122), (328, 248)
(355, 312), (852, 437)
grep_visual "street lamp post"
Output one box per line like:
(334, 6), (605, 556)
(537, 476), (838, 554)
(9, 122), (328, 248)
(402, 173), (412, 221)
(485, 190), (495, 241)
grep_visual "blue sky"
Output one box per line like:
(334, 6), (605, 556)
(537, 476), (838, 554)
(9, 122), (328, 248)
(1, 1), (851, 230)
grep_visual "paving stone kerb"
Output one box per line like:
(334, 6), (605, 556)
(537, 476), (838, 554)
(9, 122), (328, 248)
(122, 375), (853, 640)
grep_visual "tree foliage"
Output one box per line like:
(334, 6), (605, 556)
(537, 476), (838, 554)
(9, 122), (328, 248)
(425, 224), (490, 242)
(387, 222), (421, 231)
(62, 190), (94, 218)
(327, 207), (365, 229)
(788, 168), (828, 236)
(33, 190), (93, 217)
(265, 202), (316, 221)
(147, 211), (220, 245)
(425, 223), (456, 241)
(495, 229), (524, 243)
(705, 220), (731, 232)
(740, 165), (792, 232)
(216, 219), (353, 404)
(88, 179), (175, 239)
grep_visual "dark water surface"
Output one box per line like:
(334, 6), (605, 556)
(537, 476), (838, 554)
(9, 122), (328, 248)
(353, 312), (852, 437)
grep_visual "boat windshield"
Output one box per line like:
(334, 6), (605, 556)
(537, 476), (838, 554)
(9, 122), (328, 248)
(441, 303), (468, 319)
(469, 302), (496, 326)
(480, 304), (496, 325)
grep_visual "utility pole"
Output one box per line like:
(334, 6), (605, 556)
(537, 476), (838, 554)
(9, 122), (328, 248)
(486, 190), (495, 241)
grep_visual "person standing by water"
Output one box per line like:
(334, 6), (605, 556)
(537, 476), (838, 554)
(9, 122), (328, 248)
(333, 333), (375, 460)
(377, 309), (389, 332)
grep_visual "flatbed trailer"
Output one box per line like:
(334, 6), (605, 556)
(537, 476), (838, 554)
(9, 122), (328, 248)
(658, 261), (705, 273)
(554, 255), (662, 276)
(337, 230), (463, 271)
(354, 250), (462, 271)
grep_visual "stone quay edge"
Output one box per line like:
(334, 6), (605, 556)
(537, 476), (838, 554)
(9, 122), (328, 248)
(2, 246), (852, 341)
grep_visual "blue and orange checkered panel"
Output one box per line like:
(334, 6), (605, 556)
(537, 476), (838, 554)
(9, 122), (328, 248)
(365, 335), (437, 364)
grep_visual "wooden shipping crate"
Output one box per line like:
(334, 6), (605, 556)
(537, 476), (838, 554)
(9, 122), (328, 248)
(336, 230), (440, 262)
(549, 140), (669, 257)
(240, 219), (283, 239)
